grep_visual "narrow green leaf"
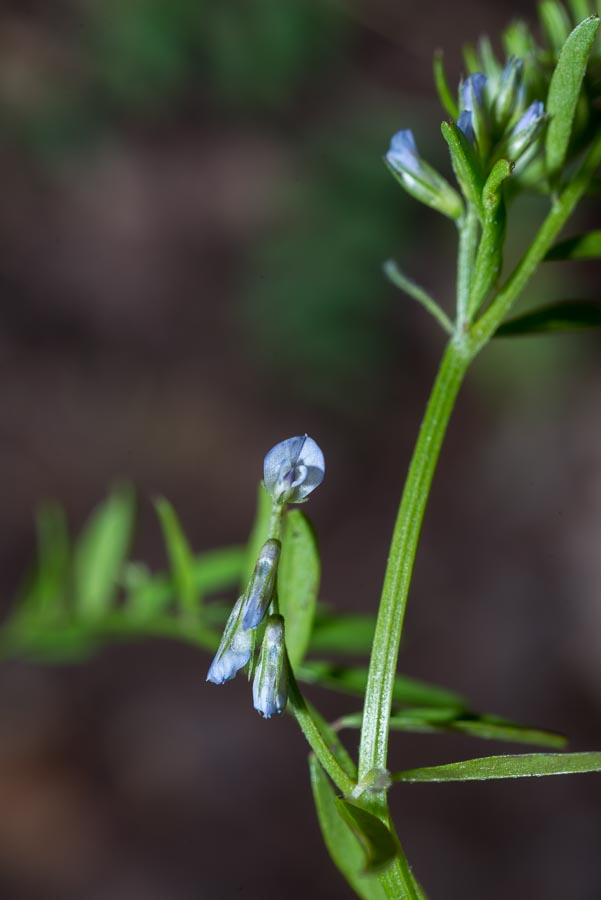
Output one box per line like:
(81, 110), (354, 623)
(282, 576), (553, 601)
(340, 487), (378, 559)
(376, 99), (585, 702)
(441, 121), (484, 213)
(310, 611), (377, 654)
(393, 751), (601, 783)
(545, 229), (601, 259)
(155, 498), (199, 618)
(545, 15), (601, 179)
(335, 799), (400, 875)
(495, 300), (601, 335)
(242, 483), (273, 586)
(278, 510), (320, 669)
(73, 485), (135, 621)
(433, 50), (459, 118)
(299, 661), (467, 709)
(309, 757), (388, 900)
(384, 259), (454, 334)
(340, 708), (566, 749)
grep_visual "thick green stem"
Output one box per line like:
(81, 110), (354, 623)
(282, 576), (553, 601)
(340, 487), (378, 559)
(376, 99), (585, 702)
(358, 338), (471, 781)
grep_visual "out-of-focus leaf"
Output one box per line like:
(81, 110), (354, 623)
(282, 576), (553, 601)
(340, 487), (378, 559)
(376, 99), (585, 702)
(339, 707), (566, 749)
(540, 0), (573, 55)
(124, 547), (245, 620)
(299, 661), (467, 709)
(0, 624), (97, 663)
(335, 800), (399, 875)
(195, 546), (245, 594)
(155, 498), (198, 618)
(393, 752), (601, 783)
(310, 611), (377, 654)
(73, 485), (135, 621)
(278, 511), (320, 669)
(545, 229), (601, 259)
(545, 16), (601, 179)
(309, 757), (388, 900)
(433, 50), (459, 118)
(495, 300), (601, 335)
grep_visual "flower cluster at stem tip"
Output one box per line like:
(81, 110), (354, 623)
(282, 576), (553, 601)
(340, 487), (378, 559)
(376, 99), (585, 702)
(206, 435), (325, 717)
(385, 54), (546, 215)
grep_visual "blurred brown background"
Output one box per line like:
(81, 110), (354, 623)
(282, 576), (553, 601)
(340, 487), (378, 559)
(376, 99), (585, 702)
(0, 0), (600, 897)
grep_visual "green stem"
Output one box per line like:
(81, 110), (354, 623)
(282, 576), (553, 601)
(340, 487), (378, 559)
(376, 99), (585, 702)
(358, 338), (470, 781)
(456, 205), (480, 328)
(288, 665), (357, 795)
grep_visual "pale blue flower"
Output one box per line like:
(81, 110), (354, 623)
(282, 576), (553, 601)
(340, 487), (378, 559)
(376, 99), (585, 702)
(242, 539), (281, 630)
(206, 595), (252, 684)
(263, 435), (325, 505)
(386, 130), (422, 177)
(253, 615), (288, 718)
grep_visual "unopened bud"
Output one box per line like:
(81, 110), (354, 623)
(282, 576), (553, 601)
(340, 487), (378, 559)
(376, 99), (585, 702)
(253, 615), (288, 718)
(242, 539), (281, 630)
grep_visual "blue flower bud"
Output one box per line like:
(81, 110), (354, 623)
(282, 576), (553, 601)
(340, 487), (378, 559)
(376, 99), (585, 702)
(460, 73), (487, 112)
(242, 538), (281, 630)
(493, 57), (525, 132)
(458, 73), (489, 156)
(206, 595), (252, 684)
(457, 109), (475, 144)
(385, 130), (463, 219)
(253, 615), (288, 718)
(513, 100), (545, 134)
(506, 100), (545, 161)
(386, 129), (422, 176)
(263, 435), (325, 505)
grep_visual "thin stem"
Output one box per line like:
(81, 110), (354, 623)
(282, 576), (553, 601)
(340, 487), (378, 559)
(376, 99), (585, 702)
(358, 339), (471, 780)
(384, 260), (454, 335)
(455, 205), (480, 328)
(288, 665), (357, 795)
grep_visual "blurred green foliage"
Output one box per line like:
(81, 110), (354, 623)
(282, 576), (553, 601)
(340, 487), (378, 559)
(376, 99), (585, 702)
(1, 0), (347, 156)
(243, 117), (430, 412)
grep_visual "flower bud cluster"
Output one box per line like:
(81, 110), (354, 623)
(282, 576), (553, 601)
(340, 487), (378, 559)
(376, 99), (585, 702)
(456, 58), (546, 166)
(207, 435), (325, 718)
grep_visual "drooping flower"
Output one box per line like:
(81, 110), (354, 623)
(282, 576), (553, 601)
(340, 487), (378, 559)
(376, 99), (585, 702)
(263, 435), (325, 505)
(206, 595), (252, 684)
(253, 615), (288, 718)
(242, 538), (281, 630)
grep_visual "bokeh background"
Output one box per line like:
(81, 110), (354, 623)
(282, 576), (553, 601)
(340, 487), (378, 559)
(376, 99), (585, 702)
(1, 0), (600, 898)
